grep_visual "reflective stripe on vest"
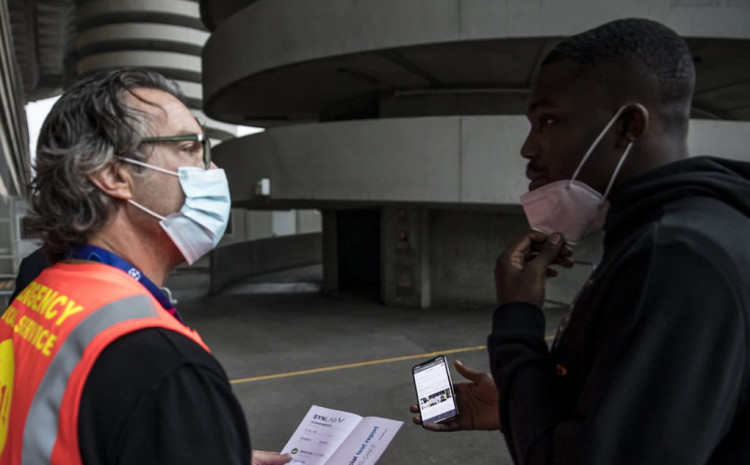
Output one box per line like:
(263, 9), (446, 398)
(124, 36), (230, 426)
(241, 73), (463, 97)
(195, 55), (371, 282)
(0, 262), (209, 465)
(23, 294), (157, 464)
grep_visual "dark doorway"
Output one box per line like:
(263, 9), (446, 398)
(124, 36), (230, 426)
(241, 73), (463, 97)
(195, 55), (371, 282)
(336, 209), (381, 301)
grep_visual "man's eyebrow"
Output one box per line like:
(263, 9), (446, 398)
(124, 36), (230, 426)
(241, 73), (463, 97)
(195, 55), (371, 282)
(168, 129), (204, 137)
(167, 119), (206, 137)
(528, 97), (558, 114)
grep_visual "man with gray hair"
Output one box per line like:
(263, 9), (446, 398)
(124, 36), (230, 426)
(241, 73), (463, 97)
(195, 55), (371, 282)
(0, 68), (290, 465)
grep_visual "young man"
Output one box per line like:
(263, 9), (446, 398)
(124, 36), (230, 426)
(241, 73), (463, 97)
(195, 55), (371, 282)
(0, 69), (290, 465)
(414, 18), (750, 464)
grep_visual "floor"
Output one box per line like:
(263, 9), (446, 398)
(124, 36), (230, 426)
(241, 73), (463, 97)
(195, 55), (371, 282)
(166, 265), (564, 465)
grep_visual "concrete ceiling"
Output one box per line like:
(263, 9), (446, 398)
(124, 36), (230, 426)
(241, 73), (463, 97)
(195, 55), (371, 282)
(690, 38), (750, 120)
(203, 37), (750, 127)
(199, 0), (259, 31)
(9, 0), (77, 103)
(11, 1), (750, 122)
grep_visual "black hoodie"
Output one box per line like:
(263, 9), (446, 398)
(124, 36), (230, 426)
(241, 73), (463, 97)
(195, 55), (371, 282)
(489, 156), (750, 465)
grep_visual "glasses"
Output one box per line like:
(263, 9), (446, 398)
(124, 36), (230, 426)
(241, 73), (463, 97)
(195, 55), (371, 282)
(140, 134), (211, 169)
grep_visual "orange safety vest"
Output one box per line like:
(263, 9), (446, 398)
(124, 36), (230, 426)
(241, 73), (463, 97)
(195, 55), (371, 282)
(0, 262), (209, 465)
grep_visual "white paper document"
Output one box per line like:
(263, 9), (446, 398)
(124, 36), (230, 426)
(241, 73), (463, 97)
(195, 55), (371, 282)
(280, 405), (403, 465)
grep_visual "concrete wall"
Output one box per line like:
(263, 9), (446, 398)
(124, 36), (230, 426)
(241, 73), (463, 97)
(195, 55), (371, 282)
(209, 232), (322, 294)
(243, 210), (274, 241)
(214, 116), (750, 210)
(213, 116), (528, 208)
(219, 208), (323, 246)
(689, 120), (750, 159)
(428, 209), (602, 308)
(202, 0), (750, 309)
(380, 207), (603, 309)
(297, 210), (323, 234)
(216, 115), (750, 308)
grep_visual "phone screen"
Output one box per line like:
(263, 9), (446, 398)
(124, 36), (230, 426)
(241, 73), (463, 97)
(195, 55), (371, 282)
(412, 355), (458, 426)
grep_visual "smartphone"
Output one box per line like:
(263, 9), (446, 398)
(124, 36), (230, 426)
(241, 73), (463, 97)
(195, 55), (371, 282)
(412, 355), (458, 427)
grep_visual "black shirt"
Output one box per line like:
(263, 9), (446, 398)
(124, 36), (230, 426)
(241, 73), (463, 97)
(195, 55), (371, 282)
(10, 248), (50, 302)
(489, 157), (750, 464)
(78, 328), (251, 464)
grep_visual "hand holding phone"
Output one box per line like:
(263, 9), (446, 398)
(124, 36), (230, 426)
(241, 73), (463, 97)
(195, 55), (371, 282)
(412, 355), (459, 427)
(410, 359), (501, 432)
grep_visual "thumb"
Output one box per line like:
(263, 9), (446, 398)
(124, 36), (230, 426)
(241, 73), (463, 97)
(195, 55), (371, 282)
(455, 360), (486, 383)
(534, 233), (564, 267)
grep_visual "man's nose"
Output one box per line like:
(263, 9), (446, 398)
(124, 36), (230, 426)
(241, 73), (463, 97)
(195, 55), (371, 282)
(520, 131), (536, 159)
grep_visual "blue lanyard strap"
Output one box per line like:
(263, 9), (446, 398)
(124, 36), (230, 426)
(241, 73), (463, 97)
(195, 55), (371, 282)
(68, 244), (183, 324)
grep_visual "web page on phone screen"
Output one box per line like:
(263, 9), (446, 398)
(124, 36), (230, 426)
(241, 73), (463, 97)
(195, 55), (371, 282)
(415, 361), (455, 421)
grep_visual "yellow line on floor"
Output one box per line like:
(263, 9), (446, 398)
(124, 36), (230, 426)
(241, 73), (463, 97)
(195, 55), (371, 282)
(230, 334), (554, 385)
(230, 345), (486, 384)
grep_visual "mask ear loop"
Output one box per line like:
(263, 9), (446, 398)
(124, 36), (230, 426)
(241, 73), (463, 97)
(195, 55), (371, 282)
(116, 156), (179, 177)
(569, 105), (629, 185)
(128, 199), (167, 221)
(600, 140), (635, 202)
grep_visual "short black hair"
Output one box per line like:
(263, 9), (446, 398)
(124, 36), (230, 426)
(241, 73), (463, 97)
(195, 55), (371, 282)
(543, 18), (695, 117)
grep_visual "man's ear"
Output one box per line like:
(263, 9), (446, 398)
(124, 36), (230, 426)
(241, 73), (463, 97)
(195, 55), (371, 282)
(618, 103), (649, 146)
(88, 161), (134, 200)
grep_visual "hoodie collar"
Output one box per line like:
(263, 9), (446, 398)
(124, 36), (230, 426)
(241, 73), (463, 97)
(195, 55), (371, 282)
(605, 156), (750, 244)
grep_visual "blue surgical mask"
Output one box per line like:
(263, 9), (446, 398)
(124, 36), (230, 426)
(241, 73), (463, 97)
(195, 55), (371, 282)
(118, 157), (231, 264)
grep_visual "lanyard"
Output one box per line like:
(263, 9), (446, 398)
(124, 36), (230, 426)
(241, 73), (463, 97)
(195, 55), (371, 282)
(68, 244), (183, 324)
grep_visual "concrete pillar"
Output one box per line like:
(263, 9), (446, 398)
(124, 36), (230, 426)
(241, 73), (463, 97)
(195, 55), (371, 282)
(426, 209), (603, 308)
(381, 207), (430, 308)
(296, 209), (322, 234)
(0, 0), (30, 197)
(246, 211), (273, 240)
(272, 210), (296, 236)
(321, 210), (338, 295)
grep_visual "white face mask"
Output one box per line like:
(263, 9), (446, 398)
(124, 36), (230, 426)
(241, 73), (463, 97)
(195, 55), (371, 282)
(520, 105), (635, 245)
(119, 158), (231, 264)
